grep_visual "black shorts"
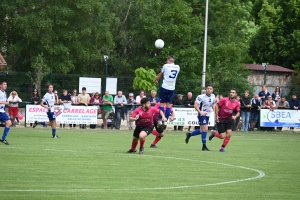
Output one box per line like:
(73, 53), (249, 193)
(154, 121), (164, 134)
(133, 126), (154, 138)
(217, 120), (234, 133)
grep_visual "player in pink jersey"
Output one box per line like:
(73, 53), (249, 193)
(209, 89), (240, 152)
(150, 102), (175, 148)
(127, 98), (167, 155)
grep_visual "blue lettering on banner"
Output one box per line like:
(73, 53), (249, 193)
(270, 111), (291, 119)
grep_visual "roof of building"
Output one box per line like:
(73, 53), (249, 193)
(245, 64), (293, 73)
(0, 54), (7, 66)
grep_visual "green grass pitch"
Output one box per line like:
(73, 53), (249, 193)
(0, 128), (299, 200)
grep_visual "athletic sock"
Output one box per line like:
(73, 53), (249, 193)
(190, 129), (201, 136)
(165, 107), (171, 119)
(159, 107), (164, 119)
(201, 132), (207, 145)
(52, 128), (56, 136)
(40, 122), (46, 126)
(152, 130), (159, 136)
(222, 137), (230, 148)
(131, 140), (138, 150)
(152, 136), (161, 145)
(1, 127), (10, 140)
(140, 139), (145, 148)
(214, 132), (220, 138)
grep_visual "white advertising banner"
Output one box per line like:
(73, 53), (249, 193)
(260, 109), (300, 127)
(166, 107), (215, 127)
(26, 105), (98, 124)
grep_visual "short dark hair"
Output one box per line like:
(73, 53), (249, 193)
(47, 84), (53, 89)
(207, 85), (213, 88)
(0, 81), (6, 85)
(82, 87), (86, 91)
(230, 88), (237, 93)
(167, 55), (175, 62)
(140, 97), (150, 105)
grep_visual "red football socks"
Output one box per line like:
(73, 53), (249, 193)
(214, 132), (220, 138)
(152, 130), (159, 136)
(131, 140), (138, 150)
(140, 139), (145, 148)
(152, 136), (161, 145)
(222, 137), (230, 148)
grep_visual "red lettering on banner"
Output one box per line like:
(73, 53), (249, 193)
(29, 107), (46, 112)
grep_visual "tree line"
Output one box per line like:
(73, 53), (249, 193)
(0, 0), (299, 95)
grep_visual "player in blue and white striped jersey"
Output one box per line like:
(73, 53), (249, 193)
(185, 85), (216, 151)
(33, 84), (59, 138)
(154, 56), (180, 126)
(0, 81), (12, 145)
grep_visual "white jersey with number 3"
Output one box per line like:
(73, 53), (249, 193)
(161, 64), (180, 90)
(42, 92), (55, 112)
(196, 93), (216, 115)
(0, 90), (7, 113)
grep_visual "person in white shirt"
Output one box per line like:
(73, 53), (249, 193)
(0, 81), (12, 145)
(33, 84), (59, 138)
(7, 91), (22, 127)
(185, 85), (216, 151)
(135, 90), (146, 104)
(154, 56), (180, 124)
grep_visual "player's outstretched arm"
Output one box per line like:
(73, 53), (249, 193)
(154, 72), (163, 84)
(159, 110), (167, 121)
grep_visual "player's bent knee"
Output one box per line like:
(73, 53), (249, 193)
(139, 131), (147, 139)
(6, 120), (12, 127)
(160, 133), (165, 137)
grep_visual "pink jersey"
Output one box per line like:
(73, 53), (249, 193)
(153, 102), (173, 122)
(218, 97), (240, 122)
(131, 106), (160, 127)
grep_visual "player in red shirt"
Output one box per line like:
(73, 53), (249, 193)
(127, 98), (167, 155)
(209, 89), (240, 152)
(150, 102), (175, 148)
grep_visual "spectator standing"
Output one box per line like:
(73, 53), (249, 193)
(289, 94), (300, 131)
(114, 91), (127, 130)
(54, 90), (59, 105)
(78, 87), (90, 129)
(272, 86), (282, 103)
(7, 91), (22, 127)
(30, 89), (41, 127)
(102, 91), (113, 129)
(276, 97), (289, 131)
(149, 90), (160, 106)
(174, 94), (184, 131)
(240, 90), (251, 131)
(135, 90), (146, 104)
(262, 95), (276, 131)
(184, 92), (195, 131)
(249, 94), (262, 131)
(125, 93), (136, 130)
(69, 89), (78, 128)
(59, 89), (71, 128)
(258, 85), (270, 103)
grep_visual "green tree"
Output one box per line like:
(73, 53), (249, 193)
(133, 68), (157, 93)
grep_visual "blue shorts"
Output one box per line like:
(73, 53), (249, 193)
(0, 112), (10, 122)
(47, 112), (56, 121)
(198, 115), (209, 125)
(159, 87), (175, 103)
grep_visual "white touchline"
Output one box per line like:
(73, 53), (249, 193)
(0, 148), (265, 192)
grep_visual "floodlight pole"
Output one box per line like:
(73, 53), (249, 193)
(262, 63), (267, 85)
(202, 0), (209, 89)
(104, 55), (109, 94)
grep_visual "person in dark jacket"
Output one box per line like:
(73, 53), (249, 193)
(184, 92), (195, 131)
(240, 90), (251, 131)
(250, 94), (262, 131)
(289, 94), (300, 131)
(174, 94), (184, 131)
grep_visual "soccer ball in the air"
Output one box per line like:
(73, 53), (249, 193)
(155, 39), (164, 49)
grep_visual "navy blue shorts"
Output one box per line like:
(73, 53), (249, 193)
(47, 112), (56, 121)
(0, 112), (10, 122)
(198, 115), (209, 125)
(159, 87), (175, 103)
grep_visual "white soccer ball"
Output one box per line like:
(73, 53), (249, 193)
(155, 39), (164, 49)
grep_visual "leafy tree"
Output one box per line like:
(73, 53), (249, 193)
(133, 68), (157, 93)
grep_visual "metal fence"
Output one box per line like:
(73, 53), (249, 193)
(1, 71), (297, 101)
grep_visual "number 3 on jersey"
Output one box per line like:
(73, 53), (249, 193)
(169, 70), (178, 79)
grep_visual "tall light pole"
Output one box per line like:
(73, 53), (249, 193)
(262, 63), (267, 85)
(104, 55), (108, 93)
(202, 0), (209, 89)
